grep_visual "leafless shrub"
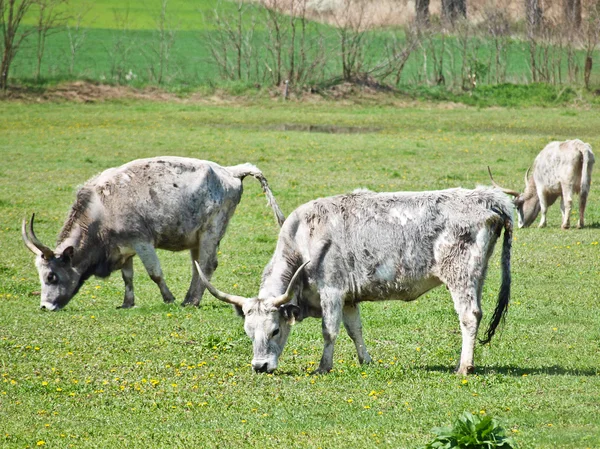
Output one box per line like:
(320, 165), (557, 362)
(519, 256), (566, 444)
(581, 0), (600, 89)
(66, 3), (94, 76)
(104, 7), (137, 84)
(369, 24), (420, 85)
(145, 0), (177, 84)
(480, 3), (510, 84)
(33, 0), (68, 81)
(331, 0), (373, 81)
(206, 0), (258, 82)
(0, 0), (38, 91)
(416, 23), (449, 86)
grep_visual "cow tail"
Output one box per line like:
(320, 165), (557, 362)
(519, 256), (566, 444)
(480, 214), (512, 345)
(580, 143), (595, 201)
(227, 163), (286, 227)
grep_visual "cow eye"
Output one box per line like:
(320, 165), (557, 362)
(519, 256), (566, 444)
(272, 328), (280, 337)
(47, 273), (58, 284)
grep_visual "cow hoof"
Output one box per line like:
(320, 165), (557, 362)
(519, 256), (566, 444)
(181, 298), (200, 307)
(117, 303), (135, 309)
(456, 365), (475, 375)
(313, 365), (332, 375)
(561, 224), (570, 230)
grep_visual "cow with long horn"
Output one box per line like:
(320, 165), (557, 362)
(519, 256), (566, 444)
(197, 187), (513, 375)
(22, 157), (285, 311)
(488, 139), (594, 229)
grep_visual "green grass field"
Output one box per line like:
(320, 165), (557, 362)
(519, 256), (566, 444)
(0, 99), (599, 448)
(7, 0), (600, 92)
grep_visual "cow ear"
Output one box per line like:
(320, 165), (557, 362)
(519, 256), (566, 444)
(279, 304), (301, 325)
(61, 246), (74, 262)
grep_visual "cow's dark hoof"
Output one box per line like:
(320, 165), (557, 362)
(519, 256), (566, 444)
(117, 303), (135, 309)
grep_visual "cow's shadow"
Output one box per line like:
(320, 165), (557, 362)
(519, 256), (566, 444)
(424, 364), (599, 377)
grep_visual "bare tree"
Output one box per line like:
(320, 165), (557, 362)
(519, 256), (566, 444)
(332, 0), (372, 81)
(146, 0), (177, 84)
(482, 4), (510, 84)
(66, 3), (93, 76)
(581, 0), (600, 88)
(526, 0), (544, 82)
(33, 0), (68, 81)
(206, 0), (259, 82)
(0, 0), (38, 90)
(369, 24), (420, 85)
(263, 0), (288, 85)
(104, 7), (136, 83)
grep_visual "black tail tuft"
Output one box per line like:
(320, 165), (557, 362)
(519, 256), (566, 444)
(480, 217), (512, 345)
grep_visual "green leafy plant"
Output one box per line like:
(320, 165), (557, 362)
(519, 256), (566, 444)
(421, 412), (517, 449)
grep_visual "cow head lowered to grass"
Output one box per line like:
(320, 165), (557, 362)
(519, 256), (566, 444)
(22, 157), (285, 311)
(488, 139), (594, 229)
(197, 187), (514, 376)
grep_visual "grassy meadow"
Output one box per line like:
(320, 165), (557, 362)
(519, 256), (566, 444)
(1, 100), (600, 448)
(7, 0), (600, 93)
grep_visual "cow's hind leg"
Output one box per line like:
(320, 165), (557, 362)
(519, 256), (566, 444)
(578, 178), (592, 229)
(182, 235), (219, 307)
(316, 288), (344, 374)
(343, 304), (372, 365)
(134, 242), (176, 304)
(448, 286), (482, 375)
(560, 184), (574, 229)
(183, 215), (228, 307)
(118, 256), (135, 309)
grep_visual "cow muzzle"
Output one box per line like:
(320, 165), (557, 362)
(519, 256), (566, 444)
(252, 361), (275, 374)
(40, 301), (60, 311)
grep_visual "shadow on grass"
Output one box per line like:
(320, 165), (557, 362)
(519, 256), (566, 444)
(424, 364), (599, 377)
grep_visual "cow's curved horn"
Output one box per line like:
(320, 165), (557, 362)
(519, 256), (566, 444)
(524, 167), (531, 187)
(194, 261), (247, 308)
(22, 214), (54, 259)
(487, 166), (521, 197)
(272, 261), (310, 307)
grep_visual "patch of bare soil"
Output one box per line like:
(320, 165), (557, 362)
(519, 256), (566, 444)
(2, 81), (184, 103)
(0, 79), (468, 109)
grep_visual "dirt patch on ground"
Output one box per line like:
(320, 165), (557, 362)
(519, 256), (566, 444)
(0, 79), (470, 110)
(0, 79), (394, 104)
(2, 81), (185, 103)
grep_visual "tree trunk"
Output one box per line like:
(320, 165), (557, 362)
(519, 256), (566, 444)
(442, 0), (466, 25)
(415, 0), (430, 27)
(563, 0), (581, 28)
(526, 0), (543, 30)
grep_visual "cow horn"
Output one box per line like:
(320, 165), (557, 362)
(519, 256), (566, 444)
(22, 214), (54, 259)
(487, 166), (521, 198)
(272, 261), (310, 307)
(194, 261), (247, 308)
(524, 167), (531, 187)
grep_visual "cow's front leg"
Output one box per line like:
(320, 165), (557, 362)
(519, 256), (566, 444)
(118, 257), (135, 309)
(316, 290), (343, 374)
(134, 242), (175, 304)
(450, 287), (482, 375)
(343, 304), (372, 365)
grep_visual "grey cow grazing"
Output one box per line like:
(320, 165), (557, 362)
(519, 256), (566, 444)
(489, 139), (594, 229)
(22, 157), (285, 311)
(196, 187), (513, 375)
